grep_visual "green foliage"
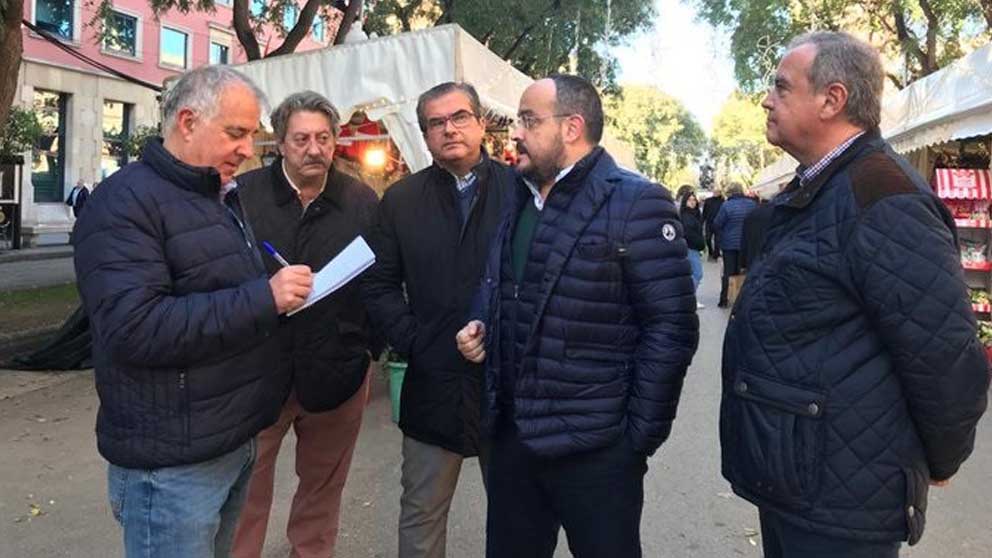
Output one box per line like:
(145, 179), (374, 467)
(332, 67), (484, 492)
(709, 91), (781, 186)
(122, 125), (161, 159)
(366, 0), (656, 89)
(689, 0), (991, 92)
(0, 106), (44, 158)
(603, 85), (707, 185)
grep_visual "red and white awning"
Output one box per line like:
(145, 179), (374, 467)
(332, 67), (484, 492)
(933, 168), (992, 199)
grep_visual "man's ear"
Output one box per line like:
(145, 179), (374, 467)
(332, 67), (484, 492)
(820, 82), (849, 121)
(562, 114), (586, 144)
(174, 108), (198, 140)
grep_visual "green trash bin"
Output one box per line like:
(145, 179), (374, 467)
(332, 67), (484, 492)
(386, 361), (407, 423)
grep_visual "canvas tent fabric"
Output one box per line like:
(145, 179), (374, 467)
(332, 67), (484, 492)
(232, 24), (636, 172)
(753, 41), (992, 197)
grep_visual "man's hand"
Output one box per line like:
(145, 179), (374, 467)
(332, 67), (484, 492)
(930, 478), (951, 487)
(456, 320), (486, 363)
(269, 265), (313, 314)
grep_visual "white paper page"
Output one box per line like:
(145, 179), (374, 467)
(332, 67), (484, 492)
(287, 236), (376, 316)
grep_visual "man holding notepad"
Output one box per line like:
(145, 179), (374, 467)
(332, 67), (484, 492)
(232, 91), (379, 558)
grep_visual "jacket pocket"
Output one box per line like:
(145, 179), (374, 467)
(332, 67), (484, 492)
(564, 342), (632, 363)
(575, 241), (615, 261)
(903, 467), (928, 545)
(730, 370), (825, 509)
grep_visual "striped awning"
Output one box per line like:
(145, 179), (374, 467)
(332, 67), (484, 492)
(933, 168), (992, 199)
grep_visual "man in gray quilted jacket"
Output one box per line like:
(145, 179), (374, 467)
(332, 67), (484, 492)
(720, 31), (989, 557)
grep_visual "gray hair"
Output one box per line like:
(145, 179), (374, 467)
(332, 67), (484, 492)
(416, 82), (483, 132)
(549, 74), (604, 144)
(161, 66), (267, 135)
(725, 182), (744, 196)
(270, 91), (342, 142)
(788, 31), (884, 130)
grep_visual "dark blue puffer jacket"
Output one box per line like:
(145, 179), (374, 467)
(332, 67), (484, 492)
(478, 148), (699, 458)
(713, 194), (758, 251)
(73, 139), (285, 469)
(721, 132), (989, 545)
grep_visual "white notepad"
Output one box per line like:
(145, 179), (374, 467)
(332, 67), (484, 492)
(287, 236), (376, 316)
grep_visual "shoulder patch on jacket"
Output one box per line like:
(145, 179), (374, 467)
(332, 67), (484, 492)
(850, 152), (918, 209)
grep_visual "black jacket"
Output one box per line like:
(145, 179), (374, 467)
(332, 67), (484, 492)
(702, 194), (723, 225)
(476, 148), (699, 457)
(679, 206), (705, 251)
(721, 132), (989, 544)
(66, 185), (89, 217)
(362, 152), (514, 456)
(237, 159), (379, 413)
(73, 139), (284, 469)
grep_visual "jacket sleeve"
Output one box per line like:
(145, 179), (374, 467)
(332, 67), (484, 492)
(846, 193), (989, 480)
(713, 204), (728, 235)
(73, 187), (279, 369)
(361, 193), (419, 358)
(622, 186), (700, 455)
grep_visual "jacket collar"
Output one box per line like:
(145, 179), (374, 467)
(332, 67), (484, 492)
(142, 138), (223, 199)
(267, 156), (347, 209)
(780, 129), (882, 209)
(430, 148), (493, 189)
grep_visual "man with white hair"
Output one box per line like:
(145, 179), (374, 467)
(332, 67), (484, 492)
(72, 65), (313, 558)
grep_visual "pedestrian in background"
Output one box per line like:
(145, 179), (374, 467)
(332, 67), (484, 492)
(232, 91), (379, 558)
(721, 31), (988, 557)
(713, 182), (756, 307)
(702, 187), (724, 260)
(65, 179), (89, 217)
(679, 191), (706, 308)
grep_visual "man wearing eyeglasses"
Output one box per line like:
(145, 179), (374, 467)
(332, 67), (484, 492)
(231, 91), (379, 558)
(362, 82), (516, 558)
(456, 74), (699, 557)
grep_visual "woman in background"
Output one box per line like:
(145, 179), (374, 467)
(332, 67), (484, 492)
(679, 192), (706, 309)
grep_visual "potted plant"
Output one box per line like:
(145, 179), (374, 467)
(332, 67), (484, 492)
(384, 347), (407, 424)
(0, 106), (43, 165)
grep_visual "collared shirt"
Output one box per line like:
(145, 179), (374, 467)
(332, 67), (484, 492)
(219, 180), (238, 201)
(451, 170), (478, 193)
(522, 164), (576, 211)
(282, 160), (326, 210)
(798, 131), (865, 186)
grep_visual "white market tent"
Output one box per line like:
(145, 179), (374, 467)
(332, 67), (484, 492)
(752, 41), (992, 198)
(232, 24), (635, 173)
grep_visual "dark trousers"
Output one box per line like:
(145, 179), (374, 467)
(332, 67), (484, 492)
(705, 226), (720, 259)
(759, 509), (901, 558)
(719, 249), (741, 306)
(485, 423), (647, 558)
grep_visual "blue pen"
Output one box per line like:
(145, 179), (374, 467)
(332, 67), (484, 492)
(262, 241), (291, 268)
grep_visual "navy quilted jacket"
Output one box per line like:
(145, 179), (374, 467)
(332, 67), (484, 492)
(478, 148), (699, 458)
(721, 132), (989, 544)
(73, 139), (285, 469)
(713, 194), (758, 251)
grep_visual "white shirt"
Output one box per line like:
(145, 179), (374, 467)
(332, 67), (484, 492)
(282, 160), (326, 210)
(522, 164), (576, 211)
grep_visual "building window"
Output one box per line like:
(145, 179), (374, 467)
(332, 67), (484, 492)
(216, 0), (232, 6)
(250, 0), (264, 17)
(312, 16), (325, 42)
(32, 90), (68, 203)
(101, 101), (131, 179)
(104, 10), (137, 56)
(160, 26), (189, 68)
(283, 4), (299, 29)
(35, 0), (75, 40)
(210, 41), (230, 65)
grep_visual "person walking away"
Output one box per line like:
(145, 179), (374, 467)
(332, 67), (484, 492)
(702, 188), (724, 260)
(713, 183), (756, 307)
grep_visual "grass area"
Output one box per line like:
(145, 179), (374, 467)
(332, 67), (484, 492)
(0, 283), (79, 337)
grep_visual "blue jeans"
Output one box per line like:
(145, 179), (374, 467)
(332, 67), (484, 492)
(687, 249), (704, 292)
(107, 440), (256, 558)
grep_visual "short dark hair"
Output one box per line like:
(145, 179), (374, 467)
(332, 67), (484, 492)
(415, 82), (483, 132)
(549, 74), (604, 144)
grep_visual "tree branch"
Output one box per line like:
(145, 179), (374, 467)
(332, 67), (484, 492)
(333, 0), (363, 45)
(267, 0), (323, 58)
(981, 0), (992, 33)
(233, 0), (262, 60)
(502, 0), (560, 60)
(918, 0), (939, 74)
(892, 2), (927, 73)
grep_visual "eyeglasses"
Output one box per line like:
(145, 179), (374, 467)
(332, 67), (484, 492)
(424, 110), (478, 134)
(514, 113), (575, 130)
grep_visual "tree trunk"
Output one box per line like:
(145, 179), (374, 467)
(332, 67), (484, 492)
(333, 0), (364, 45)
(980, 0), (992, 33)
(232, 0), (262, 60)
(0, 0), (24, 129)
(267, 0), (324, 58)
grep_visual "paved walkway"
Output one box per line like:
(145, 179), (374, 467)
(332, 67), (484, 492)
(0, 256), (75, 292)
